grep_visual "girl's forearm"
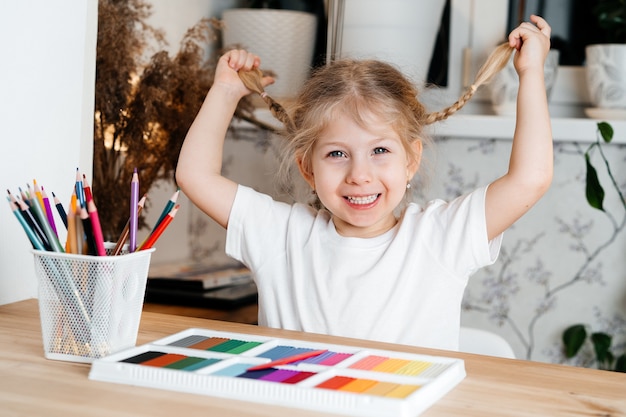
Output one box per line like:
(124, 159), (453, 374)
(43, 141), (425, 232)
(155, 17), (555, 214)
(510, 70), (553, 185)
(175, 85), (242, 228)
(178, 85), (241, 180)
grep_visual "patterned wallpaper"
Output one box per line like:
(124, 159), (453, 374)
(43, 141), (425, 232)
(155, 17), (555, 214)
(428, 136), (626, 365)
(188, 126), (626, 366)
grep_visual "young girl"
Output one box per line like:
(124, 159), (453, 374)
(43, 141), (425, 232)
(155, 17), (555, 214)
(177, 16), (553, 350)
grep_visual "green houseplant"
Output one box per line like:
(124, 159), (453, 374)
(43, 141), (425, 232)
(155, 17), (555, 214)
(561, 121), (626, 373)
(563, 324), (626, 372)
(593, 0), (626, 44)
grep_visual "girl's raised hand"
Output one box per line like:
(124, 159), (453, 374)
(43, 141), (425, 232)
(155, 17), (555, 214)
(508, 15), (551, 74)
(213, 49), (274, 99)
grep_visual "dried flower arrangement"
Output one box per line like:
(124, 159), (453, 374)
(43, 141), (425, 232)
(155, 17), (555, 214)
(93, 0), (273, 241)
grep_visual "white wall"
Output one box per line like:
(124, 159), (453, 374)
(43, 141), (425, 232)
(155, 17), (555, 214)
(0, 0), (98, 304)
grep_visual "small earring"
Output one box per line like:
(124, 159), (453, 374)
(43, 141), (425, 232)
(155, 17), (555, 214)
(406, 182), (411, 189)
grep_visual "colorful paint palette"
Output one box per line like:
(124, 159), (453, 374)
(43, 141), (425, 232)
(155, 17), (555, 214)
(89, 328), (465, 417)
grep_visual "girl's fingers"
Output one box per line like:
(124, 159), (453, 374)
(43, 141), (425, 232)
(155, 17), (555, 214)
(261, 75), (275, 88)
(225, 49), (261, 72)
(530, 14), (551, 37)
(508, 15), (551, 50)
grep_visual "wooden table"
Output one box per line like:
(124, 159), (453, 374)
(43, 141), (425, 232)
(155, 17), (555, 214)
(1, 299), (624, 416)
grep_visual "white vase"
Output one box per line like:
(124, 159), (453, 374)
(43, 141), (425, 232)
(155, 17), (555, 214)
(585, 44), (626, 110)
(338, 0), (447, 86)
(222, 9), (317, 99)
(488, 49), (560, 116)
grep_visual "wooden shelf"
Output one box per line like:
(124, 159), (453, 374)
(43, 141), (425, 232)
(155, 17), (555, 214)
(245, 103), (626, 144)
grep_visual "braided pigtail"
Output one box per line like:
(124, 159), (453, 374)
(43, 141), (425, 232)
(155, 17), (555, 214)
(424, 42), (514, 125)
(238, 68), (295, 131)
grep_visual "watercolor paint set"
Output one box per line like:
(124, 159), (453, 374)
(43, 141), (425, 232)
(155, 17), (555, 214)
(89, 328), (465, 417)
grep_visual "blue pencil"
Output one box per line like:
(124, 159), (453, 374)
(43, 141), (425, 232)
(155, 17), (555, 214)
(151, 189), (179, 234)
(75, 168), (85, 208)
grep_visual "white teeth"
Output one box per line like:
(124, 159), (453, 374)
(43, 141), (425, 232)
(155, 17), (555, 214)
(347, 194), (378, 204)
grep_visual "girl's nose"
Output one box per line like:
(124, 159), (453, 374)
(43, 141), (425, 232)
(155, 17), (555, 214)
(346, 158), (372, 185)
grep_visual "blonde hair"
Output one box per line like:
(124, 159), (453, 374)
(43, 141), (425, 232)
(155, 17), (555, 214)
(239, 42), (514, 201)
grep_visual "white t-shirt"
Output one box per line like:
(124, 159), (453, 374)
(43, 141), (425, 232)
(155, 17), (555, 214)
(226, 185), (501, 350)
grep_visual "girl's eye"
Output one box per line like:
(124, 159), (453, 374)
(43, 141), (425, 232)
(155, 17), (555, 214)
(373, 147), (389, 155)
(328, 150), (346, 158)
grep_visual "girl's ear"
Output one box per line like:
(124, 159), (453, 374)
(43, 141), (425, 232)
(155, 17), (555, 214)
(297, 156), (315, 189)
(407, 140), (423, 177)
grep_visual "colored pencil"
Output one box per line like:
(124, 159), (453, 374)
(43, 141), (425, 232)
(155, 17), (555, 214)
(66, 204), (78, 254)
(75, 168), (85, 208)
(113, 194), (146, 256)
(82, 174), (93, 203)
(151, 189), (179, 234)
(14, 193), (51, 251)
(87, 199), (106, 256)
(18, 186), (30, 205)
(8, 198), (45, 250)
(52, 191), (68, 229)
(41, 186), (58, 236)
(28, 194), (64, 252)
(129, 168), (139, 253)
(33, 179), (46, 216)
(79, 206), (97, 256)
(138, 204), (179, 251)
(6, 189), (19, 207)
(74, 206), (84, 255)
(247, 350), (328, 371)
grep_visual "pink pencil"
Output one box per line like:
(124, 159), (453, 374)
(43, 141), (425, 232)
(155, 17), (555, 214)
(87, 199), (106, 256)
(247, 350), (328, 371)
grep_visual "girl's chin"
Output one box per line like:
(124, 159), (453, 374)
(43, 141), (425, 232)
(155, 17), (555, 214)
(332, 215), (398, 238)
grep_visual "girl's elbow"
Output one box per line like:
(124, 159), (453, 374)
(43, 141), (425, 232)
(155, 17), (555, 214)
(175, 167), (191, 193)
(531, 169), (553, 199)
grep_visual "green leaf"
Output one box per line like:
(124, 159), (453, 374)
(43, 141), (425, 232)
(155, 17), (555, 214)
(597, 122), (614, 144)
(563, 324), (587, 358)
(585, 154), (605, 211)
(615, 354), (626, 373)
(591, 332), (612, 366)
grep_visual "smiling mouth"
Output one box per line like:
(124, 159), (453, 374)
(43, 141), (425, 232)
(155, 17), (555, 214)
(345, 194), (380, 205)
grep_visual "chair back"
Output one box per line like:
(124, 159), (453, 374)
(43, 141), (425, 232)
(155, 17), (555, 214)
(459, 327), (516, 359)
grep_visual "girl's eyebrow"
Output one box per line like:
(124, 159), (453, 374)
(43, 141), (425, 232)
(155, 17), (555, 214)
(318, 136), (395, 146)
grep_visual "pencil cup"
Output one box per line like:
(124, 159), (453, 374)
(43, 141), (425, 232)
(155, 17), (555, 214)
(32, 246), (155, 363)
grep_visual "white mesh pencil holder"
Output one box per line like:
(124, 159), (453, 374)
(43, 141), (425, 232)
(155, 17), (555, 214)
(32, 246), (154, 363)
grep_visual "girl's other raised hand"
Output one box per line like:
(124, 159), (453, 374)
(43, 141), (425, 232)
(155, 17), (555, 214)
(507, 15), (551, 74)
(213, 49), (274, 100)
